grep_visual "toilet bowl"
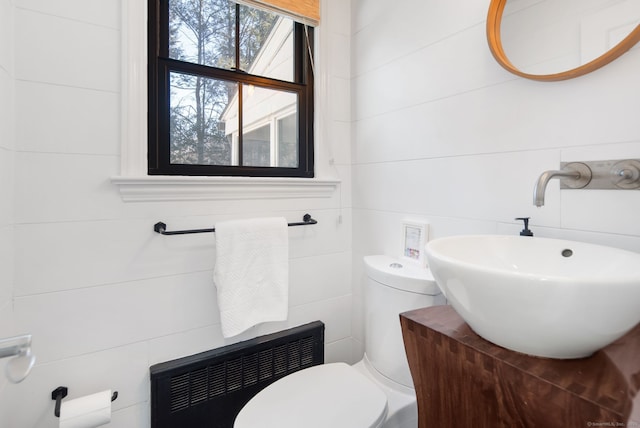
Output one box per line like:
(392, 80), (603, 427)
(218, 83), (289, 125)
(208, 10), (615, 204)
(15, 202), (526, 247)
(234, 255), (444, 428)
(234, 362), (388, 428)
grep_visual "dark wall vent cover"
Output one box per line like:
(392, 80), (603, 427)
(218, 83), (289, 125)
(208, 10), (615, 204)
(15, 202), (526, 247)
(150, 321), (325, 428)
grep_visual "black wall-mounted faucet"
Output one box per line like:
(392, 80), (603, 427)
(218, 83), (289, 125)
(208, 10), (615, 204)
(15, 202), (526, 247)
(515, 217), (533, 237)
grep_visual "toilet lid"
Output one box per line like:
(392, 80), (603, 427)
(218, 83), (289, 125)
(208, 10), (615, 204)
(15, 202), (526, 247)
(234, 363), (388, 428)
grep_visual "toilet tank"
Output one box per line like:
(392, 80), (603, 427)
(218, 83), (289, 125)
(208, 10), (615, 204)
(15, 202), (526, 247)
(363, 255), (445, 388)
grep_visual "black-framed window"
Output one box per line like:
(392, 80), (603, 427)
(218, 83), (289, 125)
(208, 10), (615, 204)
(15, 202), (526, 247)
(148, 0), (314, 178)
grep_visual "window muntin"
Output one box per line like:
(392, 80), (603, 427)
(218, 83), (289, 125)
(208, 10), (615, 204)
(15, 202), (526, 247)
(149, 0), (314, 178)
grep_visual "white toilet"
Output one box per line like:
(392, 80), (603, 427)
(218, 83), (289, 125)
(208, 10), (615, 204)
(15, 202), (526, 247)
(234, 255), (445, 428)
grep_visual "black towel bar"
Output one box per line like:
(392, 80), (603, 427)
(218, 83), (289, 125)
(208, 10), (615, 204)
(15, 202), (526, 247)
(154, 214), (317, 235)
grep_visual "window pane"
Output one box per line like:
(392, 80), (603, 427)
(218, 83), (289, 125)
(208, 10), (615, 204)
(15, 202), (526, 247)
(169, 0), (236, 70)
(243, 125), (271, 167)
(241, 85), (298, 167)
(239, 6), (294, 81)
(169, 71), (236, 166)
(168, 1), (291, 81)
(151, 1), (313, 177)
(278, 114), (297, 168)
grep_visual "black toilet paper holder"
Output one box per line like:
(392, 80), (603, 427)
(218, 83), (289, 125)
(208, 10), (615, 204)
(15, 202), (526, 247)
(51, 386), (118, 418)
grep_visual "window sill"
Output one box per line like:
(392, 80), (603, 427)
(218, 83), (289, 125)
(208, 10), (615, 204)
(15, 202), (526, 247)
(110, 175), (340, 202)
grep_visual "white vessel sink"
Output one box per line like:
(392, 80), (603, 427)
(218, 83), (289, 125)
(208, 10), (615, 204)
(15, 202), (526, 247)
(425, 235), (640, 359)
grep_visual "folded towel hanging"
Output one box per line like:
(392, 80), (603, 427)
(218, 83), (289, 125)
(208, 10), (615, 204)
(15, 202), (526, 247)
(213, 217), (289, 338)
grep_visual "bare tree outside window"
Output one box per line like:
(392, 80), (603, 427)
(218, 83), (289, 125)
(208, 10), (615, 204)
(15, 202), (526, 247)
(167, 0), (278, 166)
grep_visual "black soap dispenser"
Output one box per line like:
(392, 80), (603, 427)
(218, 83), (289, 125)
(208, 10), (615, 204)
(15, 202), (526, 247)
(515, 217), (534, 237)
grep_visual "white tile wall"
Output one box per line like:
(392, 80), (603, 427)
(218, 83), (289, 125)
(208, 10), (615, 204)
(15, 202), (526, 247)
(8, 0), (639, 425)
(0, 146), (14, 226)
(14, 0), (120, 29)
(14, 8), (119, 91)
(351, 0), (487, 75)
(14, 152), (122, 224)
(4, 1), (352, 427)
(7, 342), (148, 428)
(0, 0), (14, 425)
(15, 81), (120, 155)
(0, 226), (13, 318)
(351, 0), (640, 352)
(0, 0), (12, 76)
(15, 271), (221, 363)
(13, 219), (217, 295)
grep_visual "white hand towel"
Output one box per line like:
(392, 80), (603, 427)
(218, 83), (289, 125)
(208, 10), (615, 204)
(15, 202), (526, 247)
(213, 217), (289, 338)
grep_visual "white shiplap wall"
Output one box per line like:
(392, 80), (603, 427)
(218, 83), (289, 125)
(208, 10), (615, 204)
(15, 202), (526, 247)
(2, 0), (352, 427)
(5, 0), (640, 425)
(350, 0), (640, 357)
(0, 0), (15, 425)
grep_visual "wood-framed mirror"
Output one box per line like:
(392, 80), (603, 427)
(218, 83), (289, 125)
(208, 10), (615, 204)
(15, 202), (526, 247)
(487, 0), (640, 81)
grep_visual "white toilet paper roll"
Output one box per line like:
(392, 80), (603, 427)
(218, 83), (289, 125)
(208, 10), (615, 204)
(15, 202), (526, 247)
(59, 389), (112, 428)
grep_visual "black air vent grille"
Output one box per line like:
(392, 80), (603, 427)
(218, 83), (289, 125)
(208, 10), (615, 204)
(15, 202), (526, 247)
(258, 349), (273, 381)
(167, 336), (318, 407)
(169, 373), (190, 412)
(190, 367), (209, 405)
(243, 353), (258, 387)
(209, 363), (226, 397)
(226, 357), (243, 392)
(151, 321), (324, 428)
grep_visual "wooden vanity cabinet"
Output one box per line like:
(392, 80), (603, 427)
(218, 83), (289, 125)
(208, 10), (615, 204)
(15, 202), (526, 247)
(400, 305), (640, 428)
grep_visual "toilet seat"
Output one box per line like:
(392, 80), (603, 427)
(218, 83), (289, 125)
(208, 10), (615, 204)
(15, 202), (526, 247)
(234, 363), (388, 428)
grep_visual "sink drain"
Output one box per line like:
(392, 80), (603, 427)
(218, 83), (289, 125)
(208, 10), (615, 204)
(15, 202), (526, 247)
(561, 249), (573, 258)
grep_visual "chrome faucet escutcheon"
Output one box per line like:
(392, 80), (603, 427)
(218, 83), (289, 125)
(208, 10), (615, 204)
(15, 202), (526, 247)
(533, 162), (592, 207)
